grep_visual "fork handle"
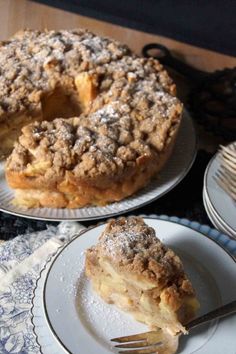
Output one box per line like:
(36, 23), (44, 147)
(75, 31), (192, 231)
(186, 300), (236, 331)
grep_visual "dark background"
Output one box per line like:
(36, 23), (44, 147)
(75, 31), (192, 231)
(32, 0), (236, 57)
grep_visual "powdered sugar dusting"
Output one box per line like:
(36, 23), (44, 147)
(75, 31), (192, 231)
(0, 29), (128, 115)
(99, 217), (157, 259)
(91, 104), (120, 125)
(76, 265), (147, 351)
(5, 29), (183, 189)
(103, 230), (143, 258)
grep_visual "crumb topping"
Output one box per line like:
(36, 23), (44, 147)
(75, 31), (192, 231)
(93, 217), (195, 296)
(6, 89), (181, 179)
(6, 102), (153, 179)
(4, 29), (183, 183)
(0, 29), (129, 118)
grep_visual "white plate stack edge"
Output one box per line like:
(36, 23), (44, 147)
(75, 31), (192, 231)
(203, 149), (236, 239)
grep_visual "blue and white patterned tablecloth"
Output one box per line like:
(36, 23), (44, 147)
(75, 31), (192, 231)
(0, 222), (85, 354)
(0, 216), (235, 354)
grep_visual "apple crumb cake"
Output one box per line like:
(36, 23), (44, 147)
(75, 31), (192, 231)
(85, 217), (199, 335)
(2, 29), (183, 208)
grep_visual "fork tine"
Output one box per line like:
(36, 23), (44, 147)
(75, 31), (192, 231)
(221, 156), (236, 170)
(111, 331), (158, 343)
(221, 165), (236, 181)
(216, 172), (236, 193)
(115, 341), (158, 349)
(114, 331), (164, 348)
(118, 348), (159, 354)
(220, 144), (236, 156)
(221, 146), (236, 156)
(217, 169), (236, 186)
(220, 152), (236, 164)
(115, 342), (147, 349)
(213, 175), (236, 200)
(111, 334), (147, 343)
(223, 143), (236, 150)
(219, 150), (236, 166)
(220, 147), (235, 156)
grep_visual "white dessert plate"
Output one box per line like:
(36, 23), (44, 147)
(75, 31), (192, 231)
(32, 217), (236, 354)
(204, 152), (236, 235)
(0, 111), (196, 221)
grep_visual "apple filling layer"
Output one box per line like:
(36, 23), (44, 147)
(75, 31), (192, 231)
(85, 217), (199, 335)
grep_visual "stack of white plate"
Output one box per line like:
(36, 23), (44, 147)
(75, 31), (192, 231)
(203, 151), (236, 239)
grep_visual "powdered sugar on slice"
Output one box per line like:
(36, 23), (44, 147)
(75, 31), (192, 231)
(76, 262), (147, 351)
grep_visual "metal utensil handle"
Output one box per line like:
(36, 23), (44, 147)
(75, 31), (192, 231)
(142, 43), (206, 82)
(186, 300), (236, 331)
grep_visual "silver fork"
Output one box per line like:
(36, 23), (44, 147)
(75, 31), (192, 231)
(111, 300), (236, 354)
(214, 143), (236, 201)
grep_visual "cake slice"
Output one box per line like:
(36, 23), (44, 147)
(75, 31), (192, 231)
(85, 217), (199, 335)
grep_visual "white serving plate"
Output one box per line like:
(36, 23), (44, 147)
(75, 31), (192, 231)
(32, 217), (236, 354)
(0, 111), (196, 221)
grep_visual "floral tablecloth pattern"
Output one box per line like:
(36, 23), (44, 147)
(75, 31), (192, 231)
(0, 222), (85, 354)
